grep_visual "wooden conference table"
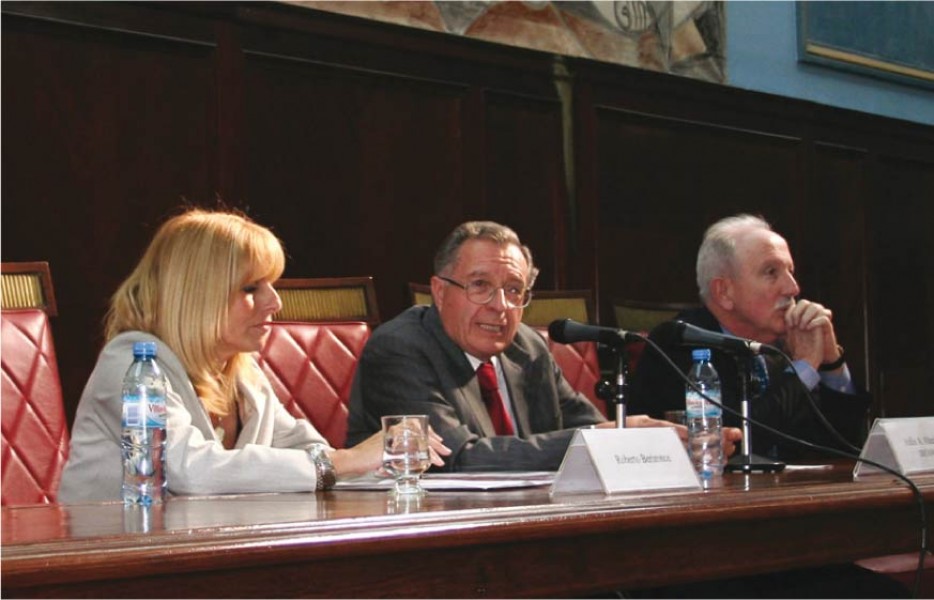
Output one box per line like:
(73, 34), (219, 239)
(2, 462), (931, 598)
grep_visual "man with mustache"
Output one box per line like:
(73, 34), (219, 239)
(629, 213), (870, 459)
(627, 215), (909, 598)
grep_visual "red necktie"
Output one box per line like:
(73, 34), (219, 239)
(476, 362), (515, 436)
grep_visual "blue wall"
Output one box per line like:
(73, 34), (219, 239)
(726, 1), (934, 126)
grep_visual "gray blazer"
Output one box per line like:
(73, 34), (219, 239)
(346, 305), (604, 471)
(59, 332), (326, 503)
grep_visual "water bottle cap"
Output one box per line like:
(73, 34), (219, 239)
(691, 348), (711, 361)
(132, 341), (157, 358)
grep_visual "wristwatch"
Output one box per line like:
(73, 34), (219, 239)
(306, 444), (336, 490)
(818, 344), (846, 372)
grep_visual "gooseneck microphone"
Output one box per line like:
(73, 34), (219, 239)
(547, 319), (643, 348)
(549, 319), (640, 428)
(653, 320), (776, 355)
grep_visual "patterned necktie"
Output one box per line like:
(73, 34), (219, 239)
(751, 354), (770, 399)
(476, 362), (515, 436)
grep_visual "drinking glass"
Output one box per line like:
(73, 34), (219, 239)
(386, 492), (423, 515)
(664, 409), (687, 425)
(381, 415), (430, 496)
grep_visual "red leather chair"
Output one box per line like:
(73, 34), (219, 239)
(256, 321), (370, 449)
(538, 330), (607, 418)
(521, 288), (606, 417)
(258, 276), (381, 448)
(1, 262), (69, 505)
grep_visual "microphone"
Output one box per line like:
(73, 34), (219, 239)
(547, 319), (642, 348)
(654, 320), (774, 355)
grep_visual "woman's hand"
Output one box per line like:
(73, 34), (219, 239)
(426, 427), (452, 466)
(329, 427), (451, 478)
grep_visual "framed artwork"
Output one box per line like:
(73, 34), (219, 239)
(292, 1), (727, 84)
(797, 1), (934, 90)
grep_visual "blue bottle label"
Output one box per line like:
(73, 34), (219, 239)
(123, 395), (144, 428)
(123, 394), (166, 428)
(147, 400), (167, 428)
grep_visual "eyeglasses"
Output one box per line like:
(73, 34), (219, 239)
(437, 276), (533, 309)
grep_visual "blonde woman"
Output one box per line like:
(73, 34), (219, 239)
(59, 208), (449, 502)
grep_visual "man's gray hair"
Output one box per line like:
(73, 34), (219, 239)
(696, 214), (772, 302)
(434, 221), (540, 287)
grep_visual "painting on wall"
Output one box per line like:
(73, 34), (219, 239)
(287, 1), (726, 84)
(797, 1), (934, 90)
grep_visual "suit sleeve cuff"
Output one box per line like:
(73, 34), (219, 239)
(791, 359), (855, 394)
(820, 363), (856, 394)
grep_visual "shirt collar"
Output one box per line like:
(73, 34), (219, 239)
(465, 353), (499, 372)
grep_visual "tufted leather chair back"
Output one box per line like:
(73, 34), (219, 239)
(1, 309), (70, 505)
(256, 321), (371, 448)
(536, 329), (607, 418)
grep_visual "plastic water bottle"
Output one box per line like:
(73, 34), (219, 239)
(121, 341), (167, 505)
(685, 348), (723, 483)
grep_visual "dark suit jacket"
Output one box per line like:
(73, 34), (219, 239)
(346, 305), (605, 471)
(628, 306), (871, 460)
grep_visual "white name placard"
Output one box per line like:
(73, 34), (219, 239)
(551, 428), (700, 495)
(854, 417), (934, 479)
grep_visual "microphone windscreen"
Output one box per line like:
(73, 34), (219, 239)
(547, 319), (569, 342)
(651, 320), (685, 347)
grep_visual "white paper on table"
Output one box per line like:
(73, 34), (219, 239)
(782, 464), (833, 471)
(334, 471), (555, 491)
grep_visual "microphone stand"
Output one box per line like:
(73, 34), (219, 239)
(594, 347), (629, 428)
(725, 355), (785, 473)
(614, 351), (627, 428)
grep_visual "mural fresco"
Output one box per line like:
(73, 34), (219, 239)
(288, 1), (726, 83)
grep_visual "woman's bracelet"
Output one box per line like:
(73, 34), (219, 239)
(306, 444), (336, 490)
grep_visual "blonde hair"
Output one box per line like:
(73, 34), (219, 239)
(106, 208), (286, 416)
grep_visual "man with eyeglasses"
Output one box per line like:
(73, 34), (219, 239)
(346, 219), (907, 598)
(346, 221), (685, 471)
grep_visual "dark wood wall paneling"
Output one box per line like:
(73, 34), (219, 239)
(241, 52), (473, 306)
(570, 58), (934, 420)
(869, 153), (934, 418)
(808, 143), (870, 385)
(2, 2), (933, 425)
(232, 4), (567, 315)
(2, 4), (220, 422)
(592, 107), (803, 313)
(483, 92), (568, 290)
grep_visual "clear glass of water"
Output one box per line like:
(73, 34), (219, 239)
(381, 415), (430, 496)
